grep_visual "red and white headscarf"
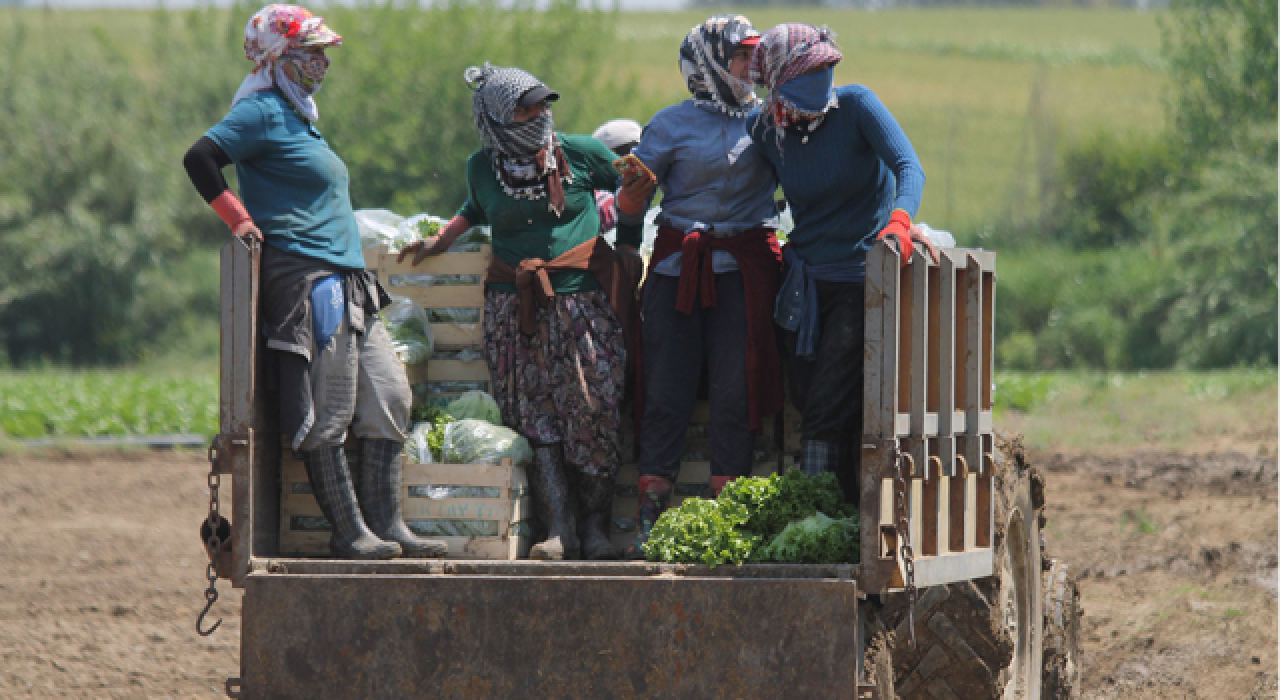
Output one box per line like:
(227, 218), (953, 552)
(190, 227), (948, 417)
(748, 23), (843, 146)
(231, 5), (342, 122)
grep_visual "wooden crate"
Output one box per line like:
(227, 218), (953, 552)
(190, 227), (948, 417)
(359, 243), (803, 554)
(367, 245), (493, 408)
(278, 451), (531, 560)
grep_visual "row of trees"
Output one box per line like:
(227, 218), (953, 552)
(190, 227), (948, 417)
(990, 0), (1276, 369)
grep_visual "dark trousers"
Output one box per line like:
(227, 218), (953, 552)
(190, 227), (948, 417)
(637, 272), (754, 480)
(782, 279), (865, 499)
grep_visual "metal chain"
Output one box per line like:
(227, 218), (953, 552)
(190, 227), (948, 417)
(197, 437), (223, 637)
(892, 442), (918, 650)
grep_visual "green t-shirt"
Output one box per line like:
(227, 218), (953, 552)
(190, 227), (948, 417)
(458, 133), (628, 293)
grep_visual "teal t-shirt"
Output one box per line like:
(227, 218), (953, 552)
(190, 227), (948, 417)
(205, 89), (365, 270)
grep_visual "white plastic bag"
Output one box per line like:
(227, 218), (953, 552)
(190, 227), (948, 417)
(916, 222), (956, 248)
(397, 212), (448, 252)
(382, 296), (433, 365)
(441, 419), (533, 466)
(405, 422), (437, 464)
(355, 209), (405, 251)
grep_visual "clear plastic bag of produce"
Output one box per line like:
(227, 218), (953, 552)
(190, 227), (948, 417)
(382, 296), (433, 365)
(404, 422), (437, 464)
(398, 212), (448, 251)
(444, 390), (502, 426)
(440, 419), (533, 466)
(354, 209), (405, 251)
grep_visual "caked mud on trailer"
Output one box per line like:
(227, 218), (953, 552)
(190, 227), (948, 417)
(199, 237), (1080, 699)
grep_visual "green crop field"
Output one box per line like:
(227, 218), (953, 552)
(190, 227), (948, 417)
(0, 368), (218, 440)
(0, 6), (1166, 235)
(618, 9), (1168, 232)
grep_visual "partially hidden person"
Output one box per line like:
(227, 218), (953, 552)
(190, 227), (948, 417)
(746, 23), (936, 500)
(591, 118), (644, 236)
(616, 15), (785, 559)
(398, 64), (653, 561)
(182, 4), (448, 560)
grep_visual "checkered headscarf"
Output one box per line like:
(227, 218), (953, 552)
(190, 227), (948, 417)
(464, 63), (570, 214)
(748, 23), (843, 148)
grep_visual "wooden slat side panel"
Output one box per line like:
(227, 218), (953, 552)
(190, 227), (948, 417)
(897, 261), (914, 414)
(926, 264), (941, 416)
(863, 244), (886, 437)
(938, 252), (958, 438)
(965, 255), (984, 436)
(370, 249), (492, 276)
(390, 285), (484, 309)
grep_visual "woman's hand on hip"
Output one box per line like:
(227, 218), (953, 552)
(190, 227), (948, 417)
(232, 219), (263, 243)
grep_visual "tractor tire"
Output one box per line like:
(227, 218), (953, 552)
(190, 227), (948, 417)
(885, 437), (1045, 700)
(860, 606), (897, 699)
(1041, 558), (1083, 699)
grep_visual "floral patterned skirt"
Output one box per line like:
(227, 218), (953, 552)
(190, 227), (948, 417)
(483, 289), (626, 476)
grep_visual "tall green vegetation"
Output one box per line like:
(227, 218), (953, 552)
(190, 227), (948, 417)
(996, 0), (1276, 370)
(0, 2), (649, 367)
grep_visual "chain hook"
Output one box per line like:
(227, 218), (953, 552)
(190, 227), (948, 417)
(892, 441), (919, 651)
(197, 434), (224, 637)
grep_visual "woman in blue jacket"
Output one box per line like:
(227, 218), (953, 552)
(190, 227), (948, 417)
(747, 23), (936, 497)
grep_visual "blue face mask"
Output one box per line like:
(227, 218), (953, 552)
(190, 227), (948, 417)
(777, 66), (834, 112)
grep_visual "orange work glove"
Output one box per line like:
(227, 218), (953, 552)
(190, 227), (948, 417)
(615, 170), (657, 217)
(876, 209), (914, 267)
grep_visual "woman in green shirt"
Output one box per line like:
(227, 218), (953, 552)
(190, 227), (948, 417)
(401, 65), (649, 561)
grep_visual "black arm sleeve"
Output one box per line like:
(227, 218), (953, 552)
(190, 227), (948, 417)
(183, 136), (233, 204)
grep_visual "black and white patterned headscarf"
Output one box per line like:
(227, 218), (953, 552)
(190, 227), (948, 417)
(464, 63), (571, 213)
(678, 15), (760, 118)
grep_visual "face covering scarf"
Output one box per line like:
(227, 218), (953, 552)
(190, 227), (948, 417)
(232, 5), (342, 123)
(465, 63), (571, 216)
(748, 23), (843, 153)
(678, 15), (761, 118)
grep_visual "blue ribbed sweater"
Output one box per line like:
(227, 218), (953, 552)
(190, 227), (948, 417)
(747, 84), (925, 269)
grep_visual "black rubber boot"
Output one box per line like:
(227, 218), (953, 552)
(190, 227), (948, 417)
(358, 439), (449, 559)
(302, 446), (401, 560)
(575, 471), (620, 561)
(526, 444), (580, 561)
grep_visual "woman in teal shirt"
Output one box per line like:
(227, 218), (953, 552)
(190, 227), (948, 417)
(185, 5), (446, 561)
(402, 65), (649, 561)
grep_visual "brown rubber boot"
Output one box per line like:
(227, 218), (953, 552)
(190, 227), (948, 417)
(526, 444), (580, 560)
(357, 439), (449, 558)
(623, 475), (673, 561)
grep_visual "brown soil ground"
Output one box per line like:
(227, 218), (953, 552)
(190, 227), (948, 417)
(0, 447), (1275, 698)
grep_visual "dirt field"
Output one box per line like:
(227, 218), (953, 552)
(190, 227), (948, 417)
(0, 446), (1275, 698)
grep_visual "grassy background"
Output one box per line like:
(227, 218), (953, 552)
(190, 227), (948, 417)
(0, 6), (1166, 237)
(616, 8), (1167, 233)
(3, 366), (1272, 455)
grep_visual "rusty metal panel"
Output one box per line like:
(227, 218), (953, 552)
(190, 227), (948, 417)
(219, 238), (261, 587)
(240, 573), (861, 699)
(253, 559), (857, 580)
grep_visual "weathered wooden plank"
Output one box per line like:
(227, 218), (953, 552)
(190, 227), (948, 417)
(390, 284), (483, 309)
(368, 249), (492, 277)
